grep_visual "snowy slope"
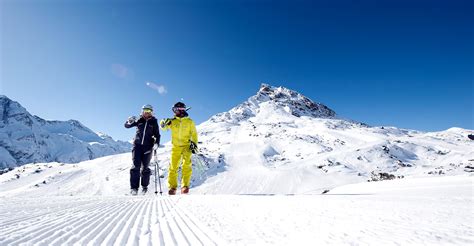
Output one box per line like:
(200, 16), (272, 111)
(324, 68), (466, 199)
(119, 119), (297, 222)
(0, 174), (472, 245)
(0, 154), (472, 245)
(0, 153), (143, 198)
(0, 95), (131, 168)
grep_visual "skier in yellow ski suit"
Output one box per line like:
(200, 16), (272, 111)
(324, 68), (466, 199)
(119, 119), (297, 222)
(160, 102), (198, 195)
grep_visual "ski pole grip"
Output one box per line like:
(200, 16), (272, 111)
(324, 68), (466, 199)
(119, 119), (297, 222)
(190, 141), (198, 154)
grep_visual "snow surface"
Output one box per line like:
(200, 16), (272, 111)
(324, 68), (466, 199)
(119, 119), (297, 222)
(0, 158), (472, 245)
(0, 145), (472, 245)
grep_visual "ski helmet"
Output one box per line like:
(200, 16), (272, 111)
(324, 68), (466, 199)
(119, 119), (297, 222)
(173, 102), (186, 108)
(172, 102), (187, 115)
(142, 104), (153, 112)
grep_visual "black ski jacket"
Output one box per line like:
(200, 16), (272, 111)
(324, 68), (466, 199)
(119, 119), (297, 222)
(125, 116), (160, 147)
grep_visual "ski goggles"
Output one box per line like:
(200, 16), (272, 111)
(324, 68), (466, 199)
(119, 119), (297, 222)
(142, 109), (153, 113)
(172, 107), (186, 113)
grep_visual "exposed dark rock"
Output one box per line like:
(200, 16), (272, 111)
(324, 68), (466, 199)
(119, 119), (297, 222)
(368, 171), (403, 182)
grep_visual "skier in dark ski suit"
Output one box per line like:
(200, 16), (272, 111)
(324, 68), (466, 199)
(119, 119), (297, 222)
(124, 104), (160, 195)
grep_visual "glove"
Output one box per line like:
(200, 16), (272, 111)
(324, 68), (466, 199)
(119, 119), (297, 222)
(160, 118), (173, 128)
(127, 116), (137, 124)
(153, 143), (159, 151)
(190, 141), (198, 154)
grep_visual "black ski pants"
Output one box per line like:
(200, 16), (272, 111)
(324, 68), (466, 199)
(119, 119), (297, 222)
(130, 144), (153, 190)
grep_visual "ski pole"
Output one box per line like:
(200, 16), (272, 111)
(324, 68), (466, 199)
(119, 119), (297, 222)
(153, 149), (158, 194)
(154, 149), (163, 195)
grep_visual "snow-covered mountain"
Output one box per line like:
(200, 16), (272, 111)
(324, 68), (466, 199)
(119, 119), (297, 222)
(0, 95), (131, 168)
(1, 85), (472, 194)
(0, 85), (472, 245)
(189, 83), (474, 194)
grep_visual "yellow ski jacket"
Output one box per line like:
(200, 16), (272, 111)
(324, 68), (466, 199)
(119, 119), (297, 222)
(160, 117), (198, 147)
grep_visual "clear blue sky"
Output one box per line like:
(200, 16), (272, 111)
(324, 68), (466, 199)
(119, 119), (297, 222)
(1, 0), (473, 142)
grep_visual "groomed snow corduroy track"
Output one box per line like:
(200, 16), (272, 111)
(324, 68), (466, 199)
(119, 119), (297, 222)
(0, 196), (224, 246)
(1, 178), (473, 246)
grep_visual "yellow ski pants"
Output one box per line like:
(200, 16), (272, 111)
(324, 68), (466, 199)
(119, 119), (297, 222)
(168, 145), (192, 189)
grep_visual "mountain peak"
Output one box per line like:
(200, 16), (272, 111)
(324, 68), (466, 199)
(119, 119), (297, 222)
(209, 84), (336, 124)
(257, 83), (295, 100)
(253, 83), (336, 118)
(1, 95), (32, 127)
(1, 95), (22, 109)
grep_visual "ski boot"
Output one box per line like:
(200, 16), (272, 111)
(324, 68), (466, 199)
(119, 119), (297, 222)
(130, 189), (138, 196)
(142, 187), (148, 195)
(168, 188), (177, 195)
(181, 186), (189, 194)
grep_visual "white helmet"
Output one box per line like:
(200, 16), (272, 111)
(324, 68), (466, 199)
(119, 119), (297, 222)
(142, 104), (153, 111)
